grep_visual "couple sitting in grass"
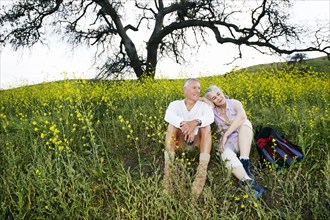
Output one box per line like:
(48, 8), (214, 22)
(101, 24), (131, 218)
(163, 78), (264, 199)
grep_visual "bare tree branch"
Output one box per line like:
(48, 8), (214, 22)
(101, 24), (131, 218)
(1, 0), (329, 80)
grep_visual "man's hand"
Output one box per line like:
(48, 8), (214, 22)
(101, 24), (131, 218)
(180, 120), (199, 142)
(185, 132), (195, 143)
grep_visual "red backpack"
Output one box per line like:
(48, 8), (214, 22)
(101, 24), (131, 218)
(255, 127), (303, 169)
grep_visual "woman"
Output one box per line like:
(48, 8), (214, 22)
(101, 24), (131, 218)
(204, 85), (264, 198)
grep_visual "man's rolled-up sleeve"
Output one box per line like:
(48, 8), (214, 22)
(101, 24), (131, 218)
(164, 102), (183, 128)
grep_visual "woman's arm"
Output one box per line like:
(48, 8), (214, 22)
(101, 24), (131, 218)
(219, 100), (247, 153)
(224, 100), (247, 136)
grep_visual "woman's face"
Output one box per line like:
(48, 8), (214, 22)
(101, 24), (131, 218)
(207, 90), (226, 107)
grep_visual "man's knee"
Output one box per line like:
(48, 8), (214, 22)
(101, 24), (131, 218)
(165, 124), (184, 148)
(166, 124), (178, 133)
(166, 124), (181, 138)
(197, 126), (212, 153)
(199, 125), (212, 138)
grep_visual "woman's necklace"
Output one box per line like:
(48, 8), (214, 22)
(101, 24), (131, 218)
(217, 106), (228, 121)
(217, 106), (226, 113)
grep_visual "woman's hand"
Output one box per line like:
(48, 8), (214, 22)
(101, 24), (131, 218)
(218, 134), (228, 154)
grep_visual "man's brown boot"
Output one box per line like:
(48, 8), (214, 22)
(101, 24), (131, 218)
(192, 153), (210, 198)
(163, 151), (175, 192)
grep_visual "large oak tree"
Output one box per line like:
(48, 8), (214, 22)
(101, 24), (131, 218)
(1, 0), (329, 79)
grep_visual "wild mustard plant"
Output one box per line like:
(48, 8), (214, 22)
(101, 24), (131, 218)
(0, 64), (329, 219)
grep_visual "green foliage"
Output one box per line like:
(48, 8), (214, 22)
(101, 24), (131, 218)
(244, 56), (330, 73)
(0, 66), (329, 219)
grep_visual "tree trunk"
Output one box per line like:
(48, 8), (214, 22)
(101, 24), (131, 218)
(123, 38), (145, 79)
(142, 6), (165, 79)
(145, 42), (158, 79)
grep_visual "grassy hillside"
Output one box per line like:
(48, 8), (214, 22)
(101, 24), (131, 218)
(0, 64), (329, 219)
(243, 56), (329, 73)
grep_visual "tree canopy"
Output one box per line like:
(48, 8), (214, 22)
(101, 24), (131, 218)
(1, 0), (329, 79)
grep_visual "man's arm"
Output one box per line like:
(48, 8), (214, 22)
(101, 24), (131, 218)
(164, 101), (184, 128)
(198, 103), (215, 127)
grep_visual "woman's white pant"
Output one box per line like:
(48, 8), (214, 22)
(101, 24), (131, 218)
(221, 120), (252, 170)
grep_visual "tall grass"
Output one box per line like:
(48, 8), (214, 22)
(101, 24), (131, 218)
(0, 65), (329, 219)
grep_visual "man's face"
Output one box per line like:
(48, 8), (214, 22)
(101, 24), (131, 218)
(183, 80), (201, 102)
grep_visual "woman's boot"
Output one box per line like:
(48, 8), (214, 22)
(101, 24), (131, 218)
(240, 158), (255, 180)
(241, 179), (264, 199)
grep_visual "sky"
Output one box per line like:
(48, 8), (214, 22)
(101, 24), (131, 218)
(0, 0), (329, 90)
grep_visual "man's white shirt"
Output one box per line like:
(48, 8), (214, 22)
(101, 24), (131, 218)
(164, 100), (214, 135)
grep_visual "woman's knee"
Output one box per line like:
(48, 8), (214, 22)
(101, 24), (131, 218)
(221, 148), (241, 170)
(238, 120), (253, 132)
(238, 123), (253, 139)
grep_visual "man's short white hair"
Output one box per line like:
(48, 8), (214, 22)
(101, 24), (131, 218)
(183, 78), (200, 87)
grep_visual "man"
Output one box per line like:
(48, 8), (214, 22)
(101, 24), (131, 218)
(163, 78), (214, 198)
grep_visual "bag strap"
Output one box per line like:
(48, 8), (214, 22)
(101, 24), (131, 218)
(261, 148), (275, 164)
(275, 137), (303, 159)
(274, 146), (293, 165)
